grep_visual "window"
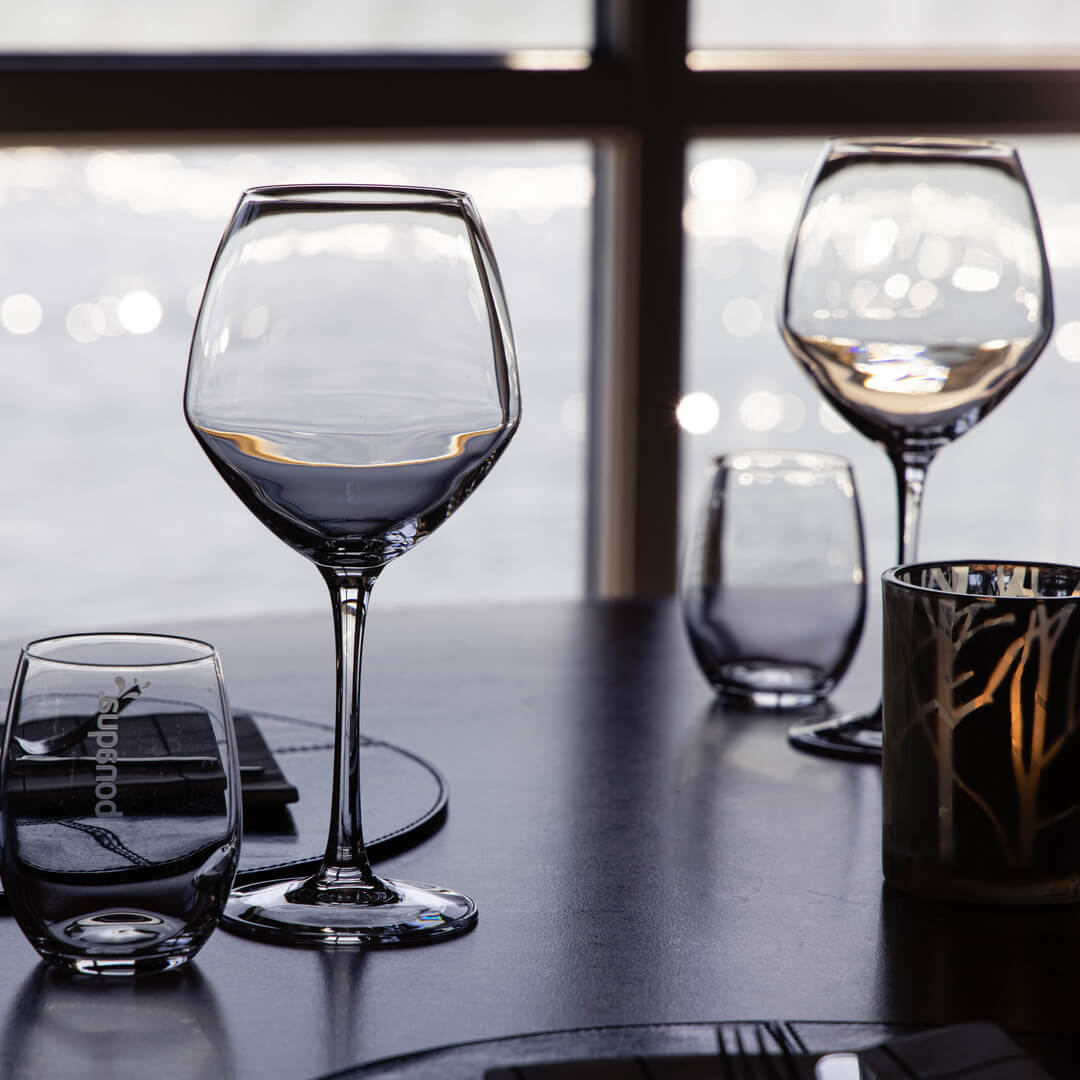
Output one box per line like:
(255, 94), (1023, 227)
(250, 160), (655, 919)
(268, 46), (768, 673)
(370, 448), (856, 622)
(0, 1), (1076, 635)
(681, 137), (1080, 582)
(2, 2), (593, 54)
(690, 0), (1080, 51)
(0, 140), (590, 637)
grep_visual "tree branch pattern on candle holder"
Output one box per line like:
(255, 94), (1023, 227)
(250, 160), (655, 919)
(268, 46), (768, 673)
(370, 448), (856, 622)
(883, 562), (1080, 902)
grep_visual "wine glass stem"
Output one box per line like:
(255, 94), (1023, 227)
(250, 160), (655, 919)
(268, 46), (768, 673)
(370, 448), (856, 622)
(889, 447), (936, 566)
(315, 567), (384, 893)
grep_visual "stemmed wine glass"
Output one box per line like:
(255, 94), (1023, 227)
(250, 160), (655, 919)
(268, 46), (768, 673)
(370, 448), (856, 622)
(781, 138), (1053, 760)
(185, 185), (520, 944)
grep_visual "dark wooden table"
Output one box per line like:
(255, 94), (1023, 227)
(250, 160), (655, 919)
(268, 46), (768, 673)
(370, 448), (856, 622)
(0, 597), (1075, 1079)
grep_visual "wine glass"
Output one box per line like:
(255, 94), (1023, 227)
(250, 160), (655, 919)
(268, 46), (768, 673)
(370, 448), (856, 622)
(185, 185), (520, 945)
(781, 138), (1053, 760)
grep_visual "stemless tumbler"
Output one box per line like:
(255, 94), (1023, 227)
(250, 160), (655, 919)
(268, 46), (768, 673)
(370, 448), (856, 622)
(0, 634), (241, 975)
(681, 450), (867, 707)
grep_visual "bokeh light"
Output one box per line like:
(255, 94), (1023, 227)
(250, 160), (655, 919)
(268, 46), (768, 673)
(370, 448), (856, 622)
(1, 293), (43, 335)
(65, 302), (107, 344)
(117, 290), (163, 334)
(1054, 320), (1080, 363)
(676, 391), (720, 434)
(721, 296), (764, 338)
(738, 390), (784, 432)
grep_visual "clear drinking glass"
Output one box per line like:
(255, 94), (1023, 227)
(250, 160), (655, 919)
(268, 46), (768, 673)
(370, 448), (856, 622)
(681, 450), (866, 707)
(0, 634), (241, 976)
(185, 185), (519, 946)
(781, 137), (1053, 758)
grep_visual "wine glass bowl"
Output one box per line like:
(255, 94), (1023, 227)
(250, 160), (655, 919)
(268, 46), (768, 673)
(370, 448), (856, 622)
(783, 137), (1051, 457)
(782, 138), (1053, 759)
(185, 185), (519, 945)
(187, 185), (517, 573)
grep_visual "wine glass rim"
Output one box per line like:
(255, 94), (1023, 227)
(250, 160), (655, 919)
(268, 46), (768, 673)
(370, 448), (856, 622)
(826, 136), (1017, 159)
(22, 632), (218, 668)
(240, 183), (470, 207)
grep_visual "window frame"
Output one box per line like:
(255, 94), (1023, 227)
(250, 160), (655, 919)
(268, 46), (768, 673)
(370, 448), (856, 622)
(4, 0), (1079, 595)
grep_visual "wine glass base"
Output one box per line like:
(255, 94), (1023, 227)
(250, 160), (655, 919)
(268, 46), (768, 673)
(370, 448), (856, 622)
(221, 876), (478, 947)
(787, 708), (882, 762)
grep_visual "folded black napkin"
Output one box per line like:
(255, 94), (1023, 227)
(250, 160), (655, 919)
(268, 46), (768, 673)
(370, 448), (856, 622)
(232, 711), (299, 810)
(484, 1022), (1057, 1079)
(5, 710), (298, 817)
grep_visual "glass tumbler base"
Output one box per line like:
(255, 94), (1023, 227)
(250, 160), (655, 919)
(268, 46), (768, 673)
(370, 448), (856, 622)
(221, 876), (478, 947)
(41, 952), (193, 977)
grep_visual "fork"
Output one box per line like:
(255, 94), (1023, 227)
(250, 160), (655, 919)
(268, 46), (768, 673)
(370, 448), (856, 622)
(717, 1022), (806, 1080)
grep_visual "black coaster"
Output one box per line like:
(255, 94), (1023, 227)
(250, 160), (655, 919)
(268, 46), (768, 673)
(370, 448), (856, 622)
(234, 709), (448, 885)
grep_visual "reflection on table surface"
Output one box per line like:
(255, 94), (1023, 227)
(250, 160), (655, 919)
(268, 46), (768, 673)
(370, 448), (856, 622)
(2, 965), (234, 1080)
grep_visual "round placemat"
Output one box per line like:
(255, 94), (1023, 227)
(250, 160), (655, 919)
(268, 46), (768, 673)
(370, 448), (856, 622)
(235, 709), (448, 885)
(0, 709), (446, 906)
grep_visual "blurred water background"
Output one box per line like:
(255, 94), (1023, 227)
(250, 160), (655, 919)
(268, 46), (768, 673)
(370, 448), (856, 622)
(1, 3), (1079, 640)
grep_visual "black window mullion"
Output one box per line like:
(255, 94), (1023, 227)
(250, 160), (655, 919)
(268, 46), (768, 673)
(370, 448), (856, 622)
(587, 0), (688, 597)
(0, 61), (626, 134)
(685, 63), (1080, 135)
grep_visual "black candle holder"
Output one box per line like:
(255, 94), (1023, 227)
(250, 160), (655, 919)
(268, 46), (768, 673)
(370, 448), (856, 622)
(882, 561), (1080, 903)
